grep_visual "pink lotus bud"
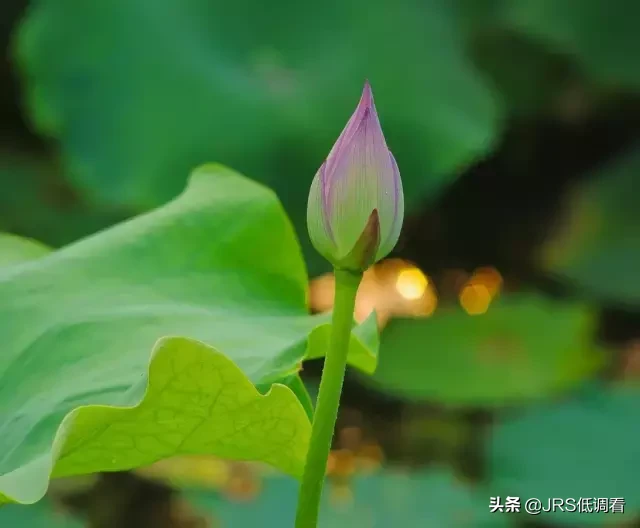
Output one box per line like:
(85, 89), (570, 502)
(307, 81), (404, 271)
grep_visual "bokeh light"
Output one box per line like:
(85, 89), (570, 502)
(458, 267), (503, 315)
(310, 259), (438, 328)
(395, 268), (428, 300)
(470, 267), (503, 297)
(460, 284), (492, 315)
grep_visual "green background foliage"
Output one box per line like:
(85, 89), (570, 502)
(489, 384), (640, 525)
(541, 145), (640, 305)
(16, 0), (501, 275)
(369, 295), (601, 405)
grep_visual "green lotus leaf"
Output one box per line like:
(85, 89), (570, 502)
(0, 164), (377, 504)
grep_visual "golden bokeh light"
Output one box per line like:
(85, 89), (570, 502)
(458, 266), (503, 315)
(460, 284), (491, 315)
(326, 449), (356, 478)
(469, 266), (503, 297)
(460, 283), (492, 315)
(309, 259), (438, 329)
(395, 267), (428, 300)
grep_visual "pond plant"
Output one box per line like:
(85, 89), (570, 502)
(296, 81), (404, 527)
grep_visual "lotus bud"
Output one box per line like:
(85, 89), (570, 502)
(307, 81), (404, 272)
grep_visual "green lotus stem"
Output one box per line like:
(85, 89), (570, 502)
(294, 268), (362, 528)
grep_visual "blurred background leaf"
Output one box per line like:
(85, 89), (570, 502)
(488, 384), (640, 525)
(0, 155), (126, 247)
(0, 497), (83, 528)
(497, 0), (640, 88)
(16, 0), (501, 275)
(367, 295), (602, 406)
(185, 468), (513, 527)
(541, 144), (640, 306)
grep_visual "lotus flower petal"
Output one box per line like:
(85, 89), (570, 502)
(307, 81), (404, 271)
